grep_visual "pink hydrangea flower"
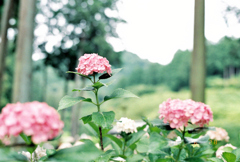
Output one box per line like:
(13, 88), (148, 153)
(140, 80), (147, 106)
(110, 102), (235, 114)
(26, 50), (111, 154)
(76, 53), (112, 76)
(206, 127), (230, 142)
(159, 98), (213, 129)
(0, 102), (64, 144)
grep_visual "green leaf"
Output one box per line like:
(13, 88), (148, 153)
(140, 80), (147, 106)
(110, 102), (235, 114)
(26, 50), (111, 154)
(45, 140), (102, 161)
(95, 153), (112, 162)
(39, 156), (48, 161)
(20, 133), (32, 145)
(148, 132), (168, 154)
(48, 133), (62, 141)
(80, 114), (92, 124)
(67, 71), (91, 80)
(172, 147), (187, 161)
(222, 152), (236, 162)
(141, 116), (153, 127)
(207, 157), (224, 162)
(91, 80), (115, 90)
(99, 68), (122, 79)
(104, 88), (139, 102)
(136, 136), (149, 153)
(222, 147), (234, 153)
(232, 148), (240, 161)
(104, 79), (116, 87)
(137, 124), (147, 131)
(9, 153), (29, 161)
(92, 111), (115, 128)
(72, 87), (94, 92)
(150, 118), (174, 130)
(111, 142), (122, 155)
(58, 95), (93, 111)
(0, 147), (29, 161)
(126, 154), (145, 162)
(185, 157), (205, 162)
(87, 122), (99, 136)
(149, 153), (167, 162)
(27, 145), (37, 154)
(46, 149), (56, 156)
(184, 135), (209, 144)
(156, 158), (173, 162)
(105, 134), (123, 149)
(126, 130), (145, 147)
(92, 82), (105, 89)
(103, 137), (112, 149)
(102, 127), (112, 136)
(201, 149), (215, 156)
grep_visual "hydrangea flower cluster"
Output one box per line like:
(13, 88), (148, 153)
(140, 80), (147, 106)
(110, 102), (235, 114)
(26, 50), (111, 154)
(116, 117), (137, 133)
(76, 53), (112, 76)
(0, 102), (64, 144)
(159, 98), (213, 129)
(206, 127), (229, 142)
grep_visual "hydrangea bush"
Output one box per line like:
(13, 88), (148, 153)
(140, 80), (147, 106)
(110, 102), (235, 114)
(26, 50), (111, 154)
(1, 53), (240, 162)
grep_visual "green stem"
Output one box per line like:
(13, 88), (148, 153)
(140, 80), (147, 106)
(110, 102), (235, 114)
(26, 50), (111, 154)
(175, 126), (186, 162)
(93, 74), (104, 151)
(123, 138), (126, 155)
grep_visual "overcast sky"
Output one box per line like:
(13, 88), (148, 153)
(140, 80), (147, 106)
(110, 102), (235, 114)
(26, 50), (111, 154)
(108, 0), (240, 65)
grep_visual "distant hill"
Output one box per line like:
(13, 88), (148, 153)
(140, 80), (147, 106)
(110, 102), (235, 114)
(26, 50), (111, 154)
(114, 50), (191, 91)
(121, 51), (152, 68)
(119, 51), (157, 75)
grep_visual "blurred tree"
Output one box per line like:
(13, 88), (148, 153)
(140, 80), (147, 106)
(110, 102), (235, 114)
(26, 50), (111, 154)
(166, 50), (191, 91)
(190, 0), (206, 102)
(0, 0), (14, 106)
(0, 0), (4, 29)
(206, 37), (240, 78)
(36, 0), (123, 136)
(12, 0), (36, 103)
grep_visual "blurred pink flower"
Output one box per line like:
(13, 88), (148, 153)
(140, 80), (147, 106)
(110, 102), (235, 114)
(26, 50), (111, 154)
(0, 102), (64, 144)
(206, 127), (230, 142)
(76, 53), (112, 76)
(159, 98), (213, 129)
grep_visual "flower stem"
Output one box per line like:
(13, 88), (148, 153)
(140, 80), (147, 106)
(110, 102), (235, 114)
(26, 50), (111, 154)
(175, 126), (186, 162)
(123, 138), (127, 155)
(99, 126), (104, 151)
(93, 75), (104, 151)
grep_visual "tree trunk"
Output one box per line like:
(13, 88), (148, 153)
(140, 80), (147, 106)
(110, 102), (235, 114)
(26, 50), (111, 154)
(223, 67), (228, 87)
(190, 0), (206, 102)
(61, 76), (69, 122)
(42, 65), (48, 102)
(229, 66), (234, 78)
(12, 0), (36, 103)
(0, 0), (14, 106)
